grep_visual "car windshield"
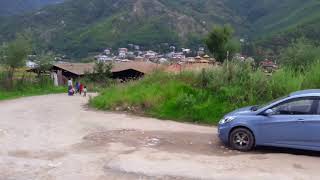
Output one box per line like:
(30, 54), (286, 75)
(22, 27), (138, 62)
(253, 96), (288, 111)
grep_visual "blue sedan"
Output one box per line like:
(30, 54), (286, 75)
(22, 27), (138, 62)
(218, 89), (320, 152)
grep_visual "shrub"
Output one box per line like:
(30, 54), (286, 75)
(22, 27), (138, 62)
(90, 61), (320, 125)
(302, 60), (320, 89)
(278, 38), (320, 72)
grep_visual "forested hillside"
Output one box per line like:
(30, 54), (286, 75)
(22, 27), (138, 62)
(0, 0), (319, 58)
(0, 0), (63, 16)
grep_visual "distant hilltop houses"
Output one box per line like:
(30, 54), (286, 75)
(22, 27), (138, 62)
(94, 46), (209, 64)
(26, 43), (278, 82)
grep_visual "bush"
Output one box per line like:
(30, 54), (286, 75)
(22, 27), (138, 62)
(90, 61), (320, 125)
(278, 38), (320, 72)
(302, 60), (320, 89)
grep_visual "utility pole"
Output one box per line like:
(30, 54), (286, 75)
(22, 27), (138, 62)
(226, 50), (229, 69)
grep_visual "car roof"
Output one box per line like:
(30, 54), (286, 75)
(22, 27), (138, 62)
(290, 89), (320, 97)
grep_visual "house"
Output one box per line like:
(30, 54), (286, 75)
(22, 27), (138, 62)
(182, 48), (191, 54)
(95, 55), (113, 63)
(104, 49), (111, 55)
(134, 45), (140, 50)
(197, 47), (205, 56)
(166, 62), (214, 74)
(134, 56), (144, 61)
(260, 59), (278, 73)
(166, 56), (215, 73)
(26, 61), (37, 68)
(111, 61), (161, 80)
(203, 54), (210, 59)
(118, 48), (128, 59)
(144, 51), (157, 59)
(159, 58), (168, 64)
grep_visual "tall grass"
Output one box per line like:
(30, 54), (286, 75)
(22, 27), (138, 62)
(0, 71), (65, 100)
(90, 61), (320, 124)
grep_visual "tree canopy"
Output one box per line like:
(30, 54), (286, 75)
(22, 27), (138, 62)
(0, 33), (32, 70)
(205, 25), (240, 62)
(278, 38), (320, 72)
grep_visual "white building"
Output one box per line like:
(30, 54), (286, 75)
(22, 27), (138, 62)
(26, 61), (37, 68)
(118, 48), (128, 59)
(182, 48), (191, 54)
(104, 49), (111, 55)
(95, 55), (113, 63)
(144, 51), (157, 59)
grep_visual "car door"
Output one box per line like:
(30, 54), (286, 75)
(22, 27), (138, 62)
(257, 97), (316, 146)
(300, 98), (320, 148)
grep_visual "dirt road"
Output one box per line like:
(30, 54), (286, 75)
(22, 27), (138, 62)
(1, 94), (320, 180)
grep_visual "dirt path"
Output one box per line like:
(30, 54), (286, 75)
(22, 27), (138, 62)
(1, 94), (320, 180)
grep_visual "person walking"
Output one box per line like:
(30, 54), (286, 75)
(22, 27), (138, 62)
(75, 81), (80, 94)
(68, 78), (73, 87)
(68, 85), (74, 96)
(67, 78), (73, 95)
(83, 86), (87, 97)
(79, 83), (84, 95)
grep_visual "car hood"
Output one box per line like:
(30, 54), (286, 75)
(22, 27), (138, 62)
(225, 106), (256, 116)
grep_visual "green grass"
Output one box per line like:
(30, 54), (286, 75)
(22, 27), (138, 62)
(90, 72), (229, 124)
(90, 61), (320, 125)
(0, 71), (66, 101)
(0, 86), (65, 101)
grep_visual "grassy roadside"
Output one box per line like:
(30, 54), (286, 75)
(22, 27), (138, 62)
(0, 70), (66, 101)
(0, 86), (65, 101)
(90, 61), (320, 125)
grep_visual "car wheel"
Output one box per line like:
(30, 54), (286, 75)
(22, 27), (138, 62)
(229, 128), (255, 152)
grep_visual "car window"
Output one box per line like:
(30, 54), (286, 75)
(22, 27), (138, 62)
(271, 99), (314, 115)
(257, 96), (288, 110)
(317, 101), (320, 115)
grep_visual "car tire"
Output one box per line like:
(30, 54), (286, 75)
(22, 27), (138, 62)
(229, 128), (255, 152)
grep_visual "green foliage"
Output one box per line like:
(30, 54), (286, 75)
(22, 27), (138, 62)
(278, 38), (320, 72)
(0, 34), (31, 69)
(33, 53), (55, 75)
(1, 0), (320, 58)
(0, 33), (32, 88)
(0, 71), (65, 100)
(84, 61), (113, 86)
(0, 0), (62, 16)
(205, 25), (240, 62)
(302, 61), (320, 89)
(90, 61), (320, 125)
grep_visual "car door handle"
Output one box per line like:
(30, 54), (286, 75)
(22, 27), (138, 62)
(296, 119), (305, 122)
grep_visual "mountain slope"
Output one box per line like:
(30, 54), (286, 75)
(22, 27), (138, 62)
(0, 0), (64, 16)
(0, 0), (319, 58)
(0, 0), (246, 57)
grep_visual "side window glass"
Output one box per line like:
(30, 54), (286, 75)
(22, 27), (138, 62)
(272, 99), (314, 115)
(317, 101), (320, 115)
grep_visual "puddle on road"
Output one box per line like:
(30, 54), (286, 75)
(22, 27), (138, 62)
(78, 129), (239, 156)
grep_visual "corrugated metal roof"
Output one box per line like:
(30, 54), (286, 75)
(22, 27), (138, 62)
(52, 61), (161, 75)
(53, 63), (95, 75)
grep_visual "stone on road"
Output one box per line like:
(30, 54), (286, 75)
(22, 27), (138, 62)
(0, 94), (320, 180)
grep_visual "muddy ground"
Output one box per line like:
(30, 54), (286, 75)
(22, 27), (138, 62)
(1, 94), (320, 180)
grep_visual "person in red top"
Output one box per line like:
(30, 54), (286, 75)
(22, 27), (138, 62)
(79, 83), (84, 95)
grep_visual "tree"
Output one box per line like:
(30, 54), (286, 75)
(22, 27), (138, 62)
(205, 25), (240, 62)
(34, 52), (54, 76)
(278, 38), (320, 72)
(0, 34), (32, 86)
(86, 61), (113, 85)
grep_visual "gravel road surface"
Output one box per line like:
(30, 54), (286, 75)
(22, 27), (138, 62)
(1, 94), (320, 180)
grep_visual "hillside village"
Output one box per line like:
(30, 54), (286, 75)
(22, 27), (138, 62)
(26, 45), (277, 85)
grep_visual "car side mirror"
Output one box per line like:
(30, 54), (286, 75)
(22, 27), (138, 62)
(264, 109), (274, 116)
